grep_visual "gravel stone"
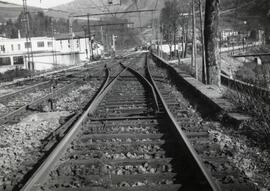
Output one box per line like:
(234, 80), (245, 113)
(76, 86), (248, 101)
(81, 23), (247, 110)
(0, 111), (70, 190)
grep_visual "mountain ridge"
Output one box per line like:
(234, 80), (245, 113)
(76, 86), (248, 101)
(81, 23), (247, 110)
(52, 0), (165, 26)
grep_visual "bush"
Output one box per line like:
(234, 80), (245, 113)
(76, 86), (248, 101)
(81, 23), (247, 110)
(225, 88), (270, 149)
(0, 68), (32, 82)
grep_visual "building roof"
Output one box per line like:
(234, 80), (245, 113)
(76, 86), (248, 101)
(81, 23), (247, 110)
(55, 32), (88, 40)
(0, 36), (52, 43)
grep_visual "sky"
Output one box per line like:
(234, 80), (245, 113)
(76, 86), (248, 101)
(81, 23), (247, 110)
(3, 0), (74, 8)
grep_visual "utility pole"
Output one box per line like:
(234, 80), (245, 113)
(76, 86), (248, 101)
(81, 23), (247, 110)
(232, 0), (240, 55)
(199, 0), (206, 83)
(204, 0), (221, 86)
(74, 9), (155, 57)
(84, 22), (132, 56)
(82, 26), (88, 59)
(156, 16), (160, 56)
(69, 17), (76, 65)
(51, 19), (57, 65)
(87, 14), (93, 60)
(160, 24), (163, 58)
(112, 34), (117, 56)
(22, 0), (34, 70)
(101, 26), (104, 47)
(192, 0), (198, 79)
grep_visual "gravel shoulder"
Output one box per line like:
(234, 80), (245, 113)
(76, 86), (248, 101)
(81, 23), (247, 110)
(0, 111), (70, 190)
(0, 78), (102, 190)
(150, 60), (270, 190)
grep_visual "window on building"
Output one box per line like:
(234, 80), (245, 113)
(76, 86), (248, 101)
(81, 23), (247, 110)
(0, 57), (11, 66)
(68, 40), (70, 48)
(60, 40), (63, 49)
(0, 45), (5, 52)
(47, 41), (53, 47)
(11, 44), (14, 51)
(14, 56), (24, 65)
(25, 42), (32, 48)
(77, 39), (80, 49)
(18, 44), (21, 50)
(37, 41), (45, 47)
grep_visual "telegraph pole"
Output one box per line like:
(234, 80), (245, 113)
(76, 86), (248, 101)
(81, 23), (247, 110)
(22, 0), (34, 70)
(51, 20), (57, 65)
(69, 16), (76, 65)
(82, 26), (88, 59)
(87, 14), (93, 60)
(192, 0), (198, 79)
(101, 26), (104, 48)
(112, 34), (117, 56)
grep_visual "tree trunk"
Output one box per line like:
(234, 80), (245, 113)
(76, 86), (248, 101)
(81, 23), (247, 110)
(204, 0), (221, 86)
(184, 32), (188, 58)
(265, 25), (270, 44)
(173, 31), (176, 58)
(181, 25), (185, 58)
(199, 0), (207, 84)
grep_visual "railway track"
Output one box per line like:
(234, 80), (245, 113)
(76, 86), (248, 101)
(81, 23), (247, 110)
(20, 53), (218, 191)
(147, 55), (258, 190)
(0, 80), (72, 123)
(0, 59), (113, 124)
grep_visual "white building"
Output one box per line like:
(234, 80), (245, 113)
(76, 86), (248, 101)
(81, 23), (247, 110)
(0, 37), (54, 54)
(221, 29), (239, 41)
(55, 33), (104, 59)
(0, 34), (104, 72)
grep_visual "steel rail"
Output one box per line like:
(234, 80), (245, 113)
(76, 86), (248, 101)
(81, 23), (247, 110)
(146, 55), (221, 191)
(0, 60), (123, 124)
(124, 66), (160, 112)
(0, 82), (75, 124)
(0, 81), (51, 102)
(0, 60), (104, 89)
(20, 65), (128, 191)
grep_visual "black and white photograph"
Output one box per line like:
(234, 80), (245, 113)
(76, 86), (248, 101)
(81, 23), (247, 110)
(0, 0), (269, 190)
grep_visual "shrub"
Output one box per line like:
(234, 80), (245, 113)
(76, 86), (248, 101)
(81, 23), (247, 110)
(224, 88), (270, 149)
(0, 68), (32, 82)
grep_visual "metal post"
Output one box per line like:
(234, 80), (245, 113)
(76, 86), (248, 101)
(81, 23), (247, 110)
(192, 0), (198, 79)
(22, 0), (34, 70)
(83, 27), (88, 59)
(101, 26), (104, 47)
(87, 14), (92, 60)
(51, 20), (57, 65)
(112, 34), (116, 56)
(69, 17), (75, 65)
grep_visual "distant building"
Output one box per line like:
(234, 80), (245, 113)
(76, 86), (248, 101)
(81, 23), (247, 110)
(0, 34), (104, 72)
(54, 33), (104, 59)
(221, 29), (239, 41)
(0, 36), (54, 54)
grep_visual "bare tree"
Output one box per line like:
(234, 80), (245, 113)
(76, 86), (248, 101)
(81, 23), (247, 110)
(160, 0), (181, 59)
(247, 0), (270, 44)
(204, 0), (220, 85)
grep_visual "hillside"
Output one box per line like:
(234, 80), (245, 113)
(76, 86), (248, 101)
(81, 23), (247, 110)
(0, 1), (44, 22)
(0, 0), (268, 38)
(53, 0), (165, 27)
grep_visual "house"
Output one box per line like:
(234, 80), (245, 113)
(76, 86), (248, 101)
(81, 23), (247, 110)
(54, 32), (104, 60)
(221, 29), (239, 41)
(0, 34), (104, 72)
